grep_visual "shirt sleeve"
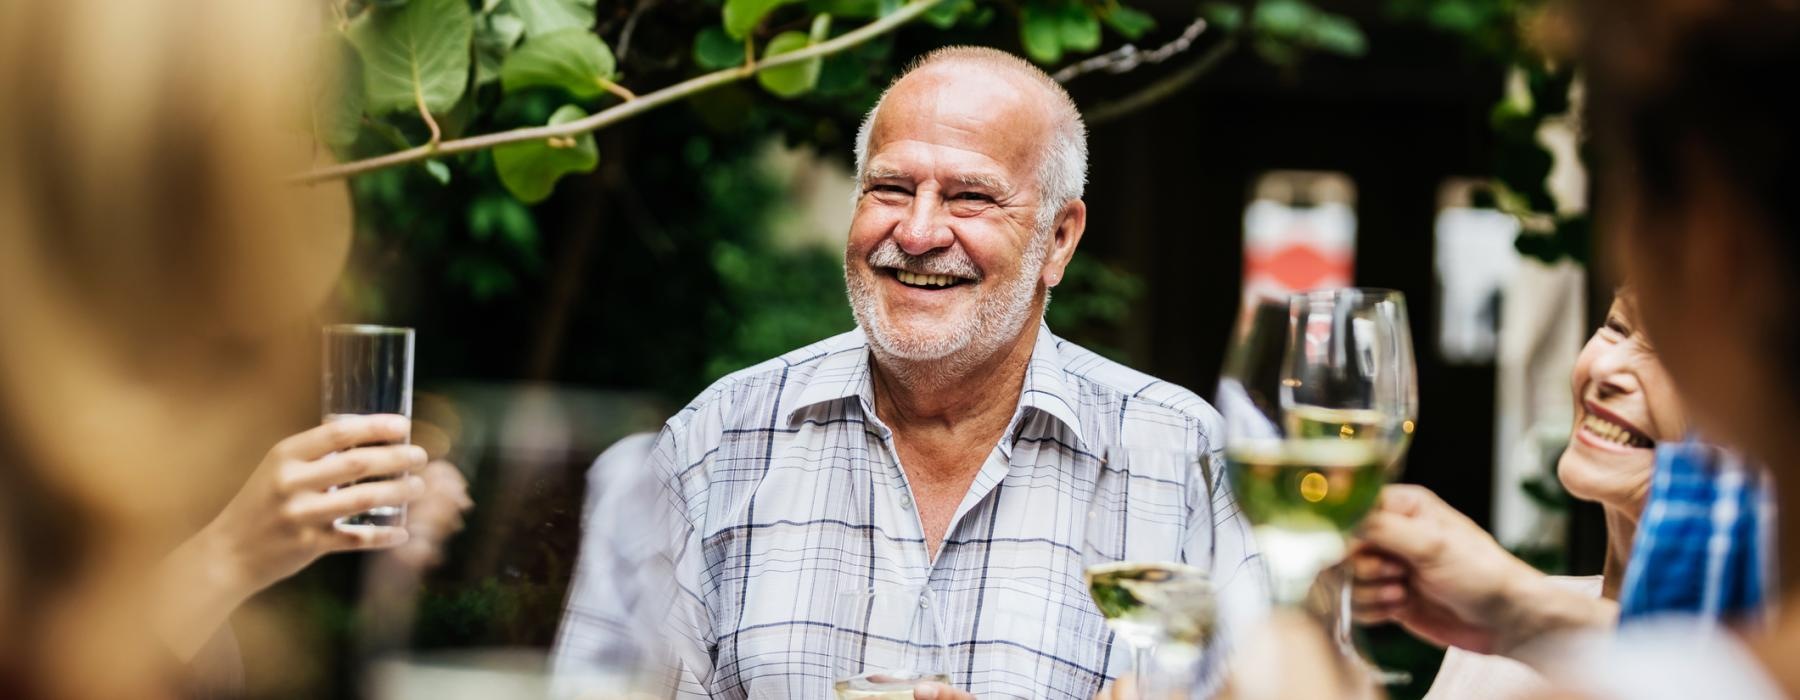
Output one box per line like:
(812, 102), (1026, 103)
(1189, 408), (1271, 696)
(552, 424), (717, 697)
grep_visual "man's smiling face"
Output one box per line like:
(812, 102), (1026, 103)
(844, 65), (1057, 363)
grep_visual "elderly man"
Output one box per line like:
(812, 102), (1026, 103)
(557, 46), (1265, 698)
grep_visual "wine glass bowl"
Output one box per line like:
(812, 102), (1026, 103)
(1219, 289), (1416, 606)
(829, 586), (952, 700)
(1081, 447), (1217, 695)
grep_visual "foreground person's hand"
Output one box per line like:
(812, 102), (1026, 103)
(1225, 609), (1378, 700)
(1350, 485), (1611, 657)
(155, 415), (427, 659)
(386, 459), (473, 570)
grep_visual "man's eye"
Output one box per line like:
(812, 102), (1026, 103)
(952, 192), (993, 202)
(869, 185), (910, 196)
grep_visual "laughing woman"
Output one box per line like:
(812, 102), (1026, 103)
(1350, 289), (1688, 700)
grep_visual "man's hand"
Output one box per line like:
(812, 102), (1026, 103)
(914, 682), (975, 699)
(1350, 485), (1606, 657)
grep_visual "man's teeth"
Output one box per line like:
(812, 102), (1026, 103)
(1582, 414), (1651, 448)
(896, 270), (958, 288)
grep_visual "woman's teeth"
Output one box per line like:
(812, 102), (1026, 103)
(1582, 413), (1652, 448)
(896, 270), (958, 288)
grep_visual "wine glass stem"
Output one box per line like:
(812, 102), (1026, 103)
(1132, 643), (1154, 699)
(1336, 582), (1355, 648)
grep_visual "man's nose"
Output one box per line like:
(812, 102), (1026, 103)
(895, 194), (954, 256)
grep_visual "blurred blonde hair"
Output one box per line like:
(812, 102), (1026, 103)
(0, 0), (353, 695)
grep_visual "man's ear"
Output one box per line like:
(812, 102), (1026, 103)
(1040, 199), (1087, 288)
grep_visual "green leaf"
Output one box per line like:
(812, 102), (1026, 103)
(500, 28), (617, 99)
(1058, 2), (1101, 53)
(424, 159), (452, 185)
(493, 105), (599, 203)
(923, 0), (971, 28)
(1253, 0), (1312, 36)
(1301, 13), (1366, 56)
(511, 0), (596, 36)
(1200, 1), (1242, 32)
(756, 22), (825, 98)
(468, 194), (540, 254)
(474, 11), (527, 87)
(1101, 5), (1155, 40)
(807, 0), (878, 19)
(348, 0), (474, 116)
(1020, 1), (1063, 63)
(312, 35), (365, 149)
(723, 0), (798, 39)
(694, 25), (746, 69)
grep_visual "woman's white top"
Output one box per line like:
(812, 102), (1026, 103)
(1424, 574), (1784, 700)
(1421, 575), (1602, 700)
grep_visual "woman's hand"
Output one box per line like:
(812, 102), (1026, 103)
(1350, 485), (1604, 657)
(155, 415), (428, 660)
(204, 414), (428, 591)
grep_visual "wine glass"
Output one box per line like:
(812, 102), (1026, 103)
(830, 586), (952, 699)
(1218, 289), (1415, 607)
(1082, 447), (1218, 696)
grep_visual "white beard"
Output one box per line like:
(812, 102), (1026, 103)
(845, 229), (1051, 380)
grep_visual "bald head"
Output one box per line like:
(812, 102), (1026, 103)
(854, 47), (1087, 230)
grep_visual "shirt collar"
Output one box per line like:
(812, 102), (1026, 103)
(785, 325), (1087, 449)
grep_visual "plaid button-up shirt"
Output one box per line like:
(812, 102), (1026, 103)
(557, 326), (1267, 699)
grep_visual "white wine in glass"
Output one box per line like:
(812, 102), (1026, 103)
(1218, 289), (1415, 606)
(830, 587), (952, 700)
(1081, 447), (1217, 694)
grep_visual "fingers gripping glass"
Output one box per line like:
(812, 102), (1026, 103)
(321, 324), (415, 530)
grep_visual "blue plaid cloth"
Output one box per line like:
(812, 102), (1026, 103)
(1618, 438), (1774, 626)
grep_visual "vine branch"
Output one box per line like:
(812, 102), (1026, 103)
(1052, 16), (1210, 84)
(1082, 35), (1238, 127)
(596, 76), (638, 101)
(293, 0), (948, 184)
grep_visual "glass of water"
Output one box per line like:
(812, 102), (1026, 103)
(321, 324), (415, 529)
(830, 585), (952, 699)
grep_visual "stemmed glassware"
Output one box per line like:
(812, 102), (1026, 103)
(830, 586), (952, 699)
(1081, 447), (1218, 696)
(1218, 289), (1416, 607)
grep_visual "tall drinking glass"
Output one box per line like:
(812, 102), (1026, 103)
(830, 586), (952, 699)
(322, 324), (416, 529)
(1218, 289), (1414, 606)
(1081, 447), (1217, 696)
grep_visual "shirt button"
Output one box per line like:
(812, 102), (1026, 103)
(918, 595), (931, 609)
(899, 494), (913, 510)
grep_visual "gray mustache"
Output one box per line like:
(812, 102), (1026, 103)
(866, 239), (981, 280)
